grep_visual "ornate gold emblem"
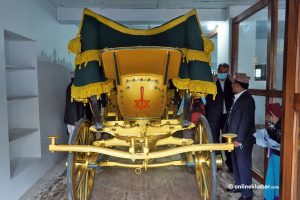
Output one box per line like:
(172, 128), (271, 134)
(134, 86), (150, 110)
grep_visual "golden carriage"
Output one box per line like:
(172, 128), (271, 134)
(48, 9), (236, 200)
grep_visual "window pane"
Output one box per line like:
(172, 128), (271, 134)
(274, 5), (286, 90)
(254, 95), (266, 126)
(238, 8), (268, 90)
(252, 95), (266, 175)
(269, 97), (282, 105)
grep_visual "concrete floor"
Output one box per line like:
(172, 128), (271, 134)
(21, 155), (264, 200)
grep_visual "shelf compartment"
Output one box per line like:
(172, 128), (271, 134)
(6, 64), (36, 70)
(7, 95), (38, 102)
(10, 157), (41, 179)
(9, 124), (41, 179)
(6, 69), (38, 98)
(9, 128), (39, 142)
(7, 97), (40, 130)
(4, 31), (36, 68)
(9, 131), (41, 161)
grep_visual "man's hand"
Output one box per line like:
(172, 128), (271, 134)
(234, 140), (240, 147)
(213, 75), (218, 82)
(266, 111), (279, 125)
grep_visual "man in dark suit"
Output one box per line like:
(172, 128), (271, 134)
(224, 73), (256, 200)
(205, 63), (234, 171)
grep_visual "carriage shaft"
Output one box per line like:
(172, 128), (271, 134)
(49, 143), (234, 160)
(97, 160), (186, 168)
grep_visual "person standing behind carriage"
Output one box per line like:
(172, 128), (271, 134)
(64, 71), (92, 143)
(224, 73), (256, 200)
(205, 63), (234, 172)
(264, 104), (282, 200)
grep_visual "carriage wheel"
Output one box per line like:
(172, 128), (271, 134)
(194, 115), (217, 200)
(67, 118), (97, 200)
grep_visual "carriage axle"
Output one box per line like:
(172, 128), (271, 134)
(48, 135), (235, 160)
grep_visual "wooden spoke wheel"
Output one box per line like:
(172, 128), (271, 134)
(194, 115), (217, 200)
(67, 118), (97, 200)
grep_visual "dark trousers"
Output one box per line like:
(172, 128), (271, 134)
(209, 114), (227, 143)
(209, 114), (232, 170)
(232, 144), (254, 198)
(220, 113), (233, 171)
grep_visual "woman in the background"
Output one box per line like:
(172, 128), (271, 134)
(264, 106), (281, 200)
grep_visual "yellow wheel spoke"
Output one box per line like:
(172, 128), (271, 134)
(81, 127), (86, 145)
(83, 171), (87, 199)
(77, 135), (83, 146)
(86, 126), (90, 142)
(76, 169), (86, 193)
(201, 165), (209, 198)
(195, 164), (203, 196)
(84, 170), (89, 200)
(74, 166), (81, 178)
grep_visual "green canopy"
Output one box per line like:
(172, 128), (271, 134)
(68, 8), (216, 101)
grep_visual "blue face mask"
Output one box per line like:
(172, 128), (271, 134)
(218, 73), (228, 80)
(201, 97), (207, 105)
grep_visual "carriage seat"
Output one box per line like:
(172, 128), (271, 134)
(101, 46), (182, 120)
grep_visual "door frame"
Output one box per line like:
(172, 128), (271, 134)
(280, 0), (300, 199)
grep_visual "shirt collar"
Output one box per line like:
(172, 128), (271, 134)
(234, 89), (247, 102)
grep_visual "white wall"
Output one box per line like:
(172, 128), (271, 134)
(0, 30), (10, 200)
(215, 6), (252, 68)
(0, 0), (76, 66)
(217, 19), (231, 66)
(0, 0), (77, 199)
(38, 61), (70, 156)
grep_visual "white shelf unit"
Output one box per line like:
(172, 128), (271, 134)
(4, 30), (41, 178)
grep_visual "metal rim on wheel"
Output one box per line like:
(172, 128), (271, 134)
(194, 115), (217, 200)
(67, 118), (97, 200)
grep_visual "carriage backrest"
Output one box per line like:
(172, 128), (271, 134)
(101, 47), (182, 85)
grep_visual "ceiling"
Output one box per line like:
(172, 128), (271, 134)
(49, 0), (286, 33)
(48, 0), (258, 9)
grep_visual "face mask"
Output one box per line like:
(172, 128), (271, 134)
(201, 97), (207, 105)
(218, 73), (227, 80)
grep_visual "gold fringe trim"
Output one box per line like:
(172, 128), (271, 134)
(189, 80), (217, 94)
(172, 78), (191, 89)
(181, 48), (211, 63)
(172, 78), (217, 98)
(68, 34), (81, 54)
(203, 37), (214, 53)
(75, 49), (101, 67)
(71, 47), (212, 67)
(71, 79), (115, 101)
(83, 8), (197, 36)
(186, 49), (210, 63)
